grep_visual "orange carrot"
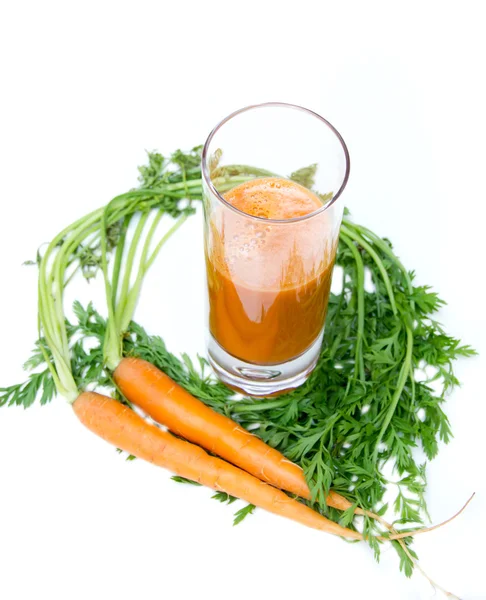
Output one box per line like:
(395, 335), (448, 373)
(115, 357), (350, 510)
(73, 391), (361, 539)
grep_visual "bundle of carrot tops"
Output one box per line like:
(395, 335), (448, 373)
(0, 146), (475, 590)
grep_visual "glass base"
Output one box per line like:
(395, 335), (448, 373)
(207, 331), (324, 397)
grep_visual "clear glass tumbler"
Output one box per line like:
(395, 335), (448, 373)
(201, 103), (350, 396)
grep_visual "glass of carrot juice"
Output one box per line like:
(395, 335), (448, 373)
(201, 103), (350, 396)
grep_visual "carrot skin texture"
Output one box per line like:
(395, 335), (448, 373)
(114, 357), (351, 511)
(73, 391), (361, 539)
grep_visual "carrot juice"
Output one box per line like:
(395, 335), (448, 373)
(205, 177), (337, 365)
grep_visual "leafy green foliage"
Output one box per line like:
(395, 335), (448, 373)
(225, 227), (474, 528)
(3, 222), (472, 549)
(393, 540), (419, 578)
(0, 367), (55, 408)
(289, 164), (318, 188)
(0, 148), (476, 576)
(212, 491), (238, 505)
(233, 504), (256, 526)
(115, 449), (136, 461)
(171, 476), (202, 486)
(77, 148), (203, 284)
(138, 146), (203, 190)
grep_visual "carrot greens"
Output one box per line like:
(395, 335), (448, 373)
(0, 147), (475, 578)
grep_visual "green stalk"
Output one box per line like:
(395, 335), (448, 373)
(38, 208), (101, 351)
(144, 214), (188, 272)
(340, 233), (366, 381)
(37, 278), (78, 400)
(101, 206), (123, 372)
(39, 195), (144, 362)
(343, 220), (414, 297)
(328, 271), (347, 360)
(52, 213), (106, 360)
(344, 221), (418, 414)
(38, 243), (64, 350)
(36, 314), (73, 401)
(58, 197), (170, 287)
(118, 210), (165, 334)
(329, 334), (343, 360)
(33, 180), (200, 404)
(231, 397), (293, 414)
(114, 211), (150, 330)
(372, 326), (414, 463)
(160, 179), (205, 192)
(38, 254), (80, 401)
(111, 215), (131, 308)
(119, 214), (188, 334)
(49, 193), (171, 376)
(340, 223), (397, 315)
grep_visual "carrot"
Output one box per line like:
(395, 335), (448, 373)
(73, 390), (362, 539)
(114, 356), (352, 511)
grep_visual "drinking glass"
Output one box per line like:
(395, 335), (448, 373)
(201, 102), (350, 396)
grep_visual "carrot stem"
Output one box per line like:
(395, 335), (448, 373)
(114, 211), (150, 331)
(340, 233), (365, 381)
(340, 223), (397, 315)
(111, 215), (131, 308)
(372, 326), (414, 463)
(144, 213), (188, 272)
(118, 210), (165, 333)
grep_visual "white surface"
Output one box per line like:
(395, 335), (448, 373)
(0, 2), (485, 599)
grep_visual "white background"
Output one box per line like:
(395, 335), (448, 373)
(1, 2), (485, 599)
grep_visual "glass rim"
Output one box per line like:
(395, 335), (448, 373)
(201, 102), (350, 224)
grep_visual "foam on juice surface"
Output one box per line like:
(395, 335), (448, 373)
(224, 177), (322, 219)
